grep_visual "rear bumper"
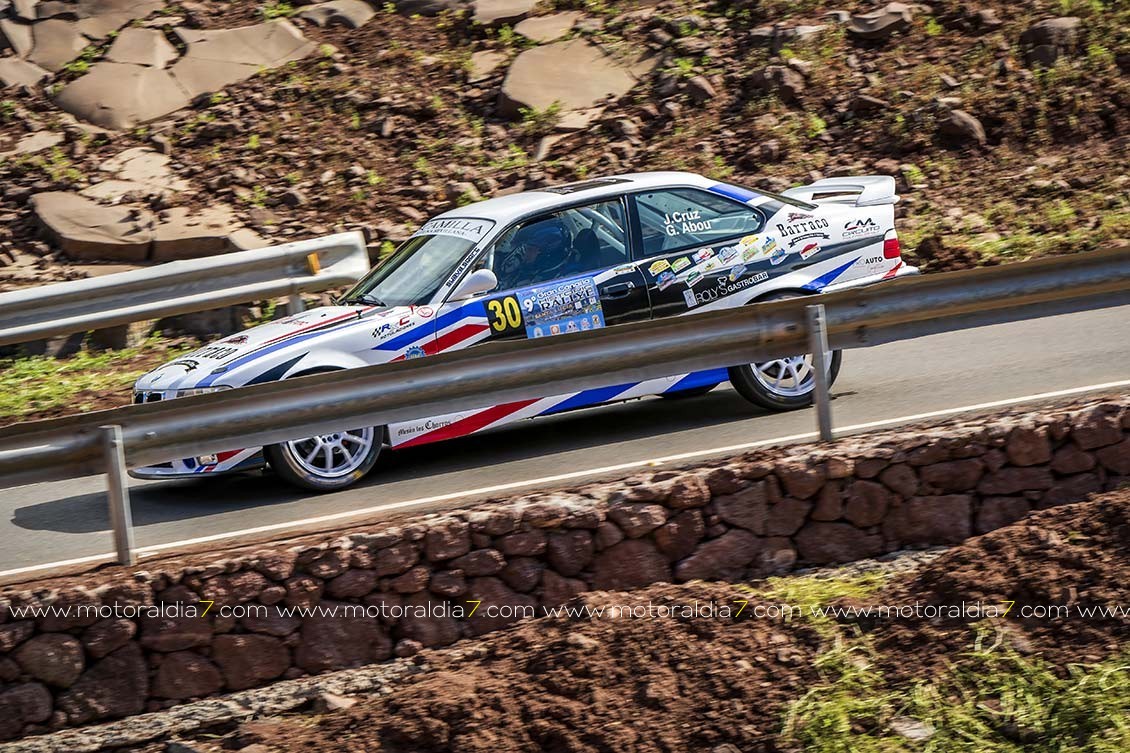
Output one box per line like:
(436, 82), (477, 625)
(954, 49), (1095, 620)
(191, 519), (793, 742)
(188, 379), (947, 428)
(822, 261), (919, 294)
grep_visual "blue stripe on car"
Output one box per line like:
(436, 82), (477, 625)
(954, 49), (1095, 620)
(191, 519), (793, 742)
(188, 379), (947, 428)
(667, 368), (729, 392)
(802, 258), (857, 292)
(373, 302), (486, 351)
(708, 183), (760, 203)
(539, 382), (637, 415)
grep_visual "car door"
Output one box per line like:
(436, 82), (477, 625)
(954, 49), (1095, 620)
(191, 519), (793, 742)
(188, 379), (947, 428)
(478, 195), (649, 342)
(627, 187), (773, 319)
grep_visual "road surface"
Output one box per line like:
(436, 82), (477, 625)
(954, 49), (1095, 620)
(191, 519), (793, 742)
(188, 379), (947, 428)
(1, 304), (1127, 578)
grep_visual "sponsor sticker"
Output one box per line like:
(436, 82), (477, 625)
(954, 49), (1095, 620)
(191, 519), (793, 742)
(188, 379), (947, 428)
(512, 275), (605, 339)
(719, 246), (739, 264)
(395, 415), (463, 439)
(775, 216), (830, 242)
(770, 246), (789, 265)
(683, 288), (698, 308)
(799, 242), (820, 260)
(405, 345), (427, 359)
(787, 211), (813, 222)
(442, 250), (479, 287)
(671, 256), (692, 273)
(844, 217), (882, 239)
(728, 264), (747, 282)
(221, 335), (248, 345)
(612, 263), (637, 274)
(787, 231), (831, 247)
(858, 254), (886, 270)
(702, 258), (720, 272)
(656, 270), (676, 291)
(648, 259), (672, 275)
(413, 218), (494, 243)
(685, 270), (703, 286)
(693, 247), (715, 263)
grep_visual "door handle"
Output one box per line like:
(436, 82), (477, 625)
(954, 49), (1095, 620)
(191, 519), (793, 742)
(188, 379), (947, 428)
(601, 282), (635, 300)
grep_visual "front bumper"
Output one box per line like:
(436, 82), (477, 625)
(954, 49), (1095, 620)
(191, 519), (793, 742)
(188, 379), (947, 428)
(129, 388), (266, 479)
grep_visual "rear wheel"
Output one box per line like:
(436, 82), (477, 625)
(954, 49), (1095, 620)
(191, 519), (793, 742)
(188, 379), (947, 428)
(728, 292), (842, 412)
(263, 369), (384, 492)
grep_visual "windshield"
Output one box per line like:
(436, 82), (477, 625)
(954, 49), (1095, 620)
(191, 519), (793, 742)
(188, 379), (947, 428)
(342, 218), (495, 307)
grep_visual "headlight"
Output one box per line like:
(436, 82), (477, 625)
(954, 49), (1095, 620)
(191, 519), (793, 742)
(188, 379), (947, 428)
(175, 386), (233, 398)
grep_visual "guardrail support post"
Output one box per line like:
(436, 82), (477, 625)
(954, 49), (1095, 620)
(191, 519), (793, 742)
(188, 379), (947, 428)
(806, 304), (834, 442)
(101, 425), (136, 565)
(288, 294), (306, 315)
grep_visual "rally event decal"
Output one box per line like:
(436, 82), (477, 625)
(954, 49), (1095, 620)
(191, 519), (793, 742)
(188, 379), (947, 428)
(485, 276), (605, 339)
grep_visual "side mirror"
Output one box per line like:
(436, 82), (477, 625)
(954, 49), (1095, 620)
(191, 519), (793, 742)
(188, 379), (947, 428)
(449, 268), (499, 301)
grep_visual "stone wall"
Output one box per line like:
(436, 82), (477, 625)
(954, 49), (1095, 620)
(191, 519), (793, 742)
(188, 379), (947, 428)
(1, 397), (1128, 739)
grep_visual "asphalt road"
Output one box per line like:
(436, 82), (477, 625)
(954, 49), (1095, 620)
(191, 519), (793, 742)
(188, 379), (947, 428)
(1, 304), (1128, 577)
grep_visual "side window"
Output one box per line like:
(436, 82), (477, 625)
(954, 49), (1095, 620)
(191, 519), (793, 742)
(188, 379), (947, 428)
(490, 199), (629, 290)
(631, 188), (765, 258)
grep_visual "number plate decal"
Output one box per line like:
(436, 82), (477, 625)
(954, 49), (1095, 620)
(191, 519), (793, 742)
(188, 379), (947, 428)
(485, 295), (525, 335)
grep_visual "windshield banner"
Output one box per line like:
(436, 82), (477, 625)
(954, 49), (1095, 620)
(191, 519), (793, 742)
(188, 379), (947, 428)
(412, 218), (494, 242)
(519, 275), (605, 339)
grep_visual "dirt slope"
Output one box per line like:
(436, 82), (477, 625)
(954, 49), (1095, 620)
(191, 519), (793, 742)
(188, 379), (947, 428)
(114, 485), (1130, 753)
(1, 0), (1127, 293)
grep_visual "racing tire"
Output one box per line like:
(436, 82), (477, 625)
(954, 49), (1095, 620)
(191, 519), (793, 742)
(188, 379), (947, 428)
(728, 292), (842, 412)
(658, 383), (720, 400)
(264, 369), (384, 492)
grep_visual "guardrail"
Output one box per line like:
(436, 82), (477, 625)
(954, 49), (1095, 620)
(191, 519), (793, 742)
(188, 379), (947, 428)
(1, 245), (1128, 564)
(0, 232), (370, 347)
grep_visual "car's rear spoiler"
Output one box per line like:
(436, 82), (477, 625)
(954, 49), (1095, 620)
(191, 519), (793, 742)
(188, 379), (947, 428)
(782, 175), (899, 207)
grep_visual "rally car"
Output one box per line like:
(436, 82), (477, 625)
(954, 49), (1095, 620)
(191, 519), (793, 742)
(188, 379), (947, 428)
(132, 171), (916, 491)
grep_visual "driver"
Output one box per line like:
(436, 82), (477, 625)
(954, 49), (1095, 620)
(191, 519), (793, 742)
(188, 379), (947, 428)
(496, 218), (573, 289)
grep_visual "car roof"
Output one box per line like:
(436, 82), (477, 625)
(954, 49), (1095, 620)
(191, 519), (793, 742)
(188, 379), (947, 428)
(431, 171), (719, 226)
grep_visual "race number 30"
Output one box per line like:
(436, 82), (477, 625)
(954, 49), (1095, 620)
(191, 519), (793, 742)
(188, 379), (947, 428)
(486, 296), (523, 334)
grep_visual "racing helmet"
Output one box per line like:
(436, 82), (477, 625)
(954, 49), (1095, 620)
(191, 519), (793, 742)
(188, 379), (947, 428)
(519, 218), (570, 257)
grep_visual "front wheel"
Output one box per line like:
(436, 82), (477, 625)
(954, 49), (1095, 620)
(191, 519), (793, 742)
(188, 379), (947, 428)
(262, 367), (384, 492)
(265, 427), (383, 492)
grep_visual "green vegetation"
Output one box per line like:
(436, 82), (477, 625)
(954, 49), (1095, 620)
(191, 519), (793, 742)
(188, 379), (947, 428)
(0, 340), (190, 422)
(806, 114), (828, 139)
(0, 100), (17, 122)
(488, 143), (530, 170)
(753, 572), (889, 631)
(672, 57), (698, 77)
(786, 633), (1130, 752)
(29, 147), (83, 185)
(412, 155), (433, 176)
(519, 101), (563, 136)
(261, 1), (295, 19)
(62, 45), (101, 75)
(496, 24), (522, 48)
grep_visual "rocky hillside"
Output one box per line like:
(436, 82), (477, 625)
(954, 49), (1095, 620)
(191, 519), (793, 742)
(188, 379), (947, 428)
(0, 0), (1127, 292)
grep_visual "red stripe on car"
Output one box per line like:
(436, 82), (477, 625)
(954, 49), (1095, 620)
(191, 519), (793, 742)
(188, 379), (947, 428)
(396, 399), (541, 448)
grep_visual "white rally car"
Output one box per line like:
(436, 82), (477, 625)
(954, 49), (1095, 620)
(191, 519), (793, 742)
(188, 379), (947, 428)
(132, 171), (916, 491)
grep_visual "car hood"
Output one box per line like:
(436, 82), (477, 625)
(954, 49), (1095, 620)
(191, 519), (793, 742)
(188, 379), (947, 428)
(135, 304), (390, 392)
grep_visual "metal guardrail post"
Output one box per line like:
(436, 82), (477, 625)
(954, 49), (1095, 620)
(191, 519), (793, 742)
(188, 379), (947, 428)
(288, 294), (306, 315)
(101, 425), (136, 565)
(806, 304), (834, 442)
